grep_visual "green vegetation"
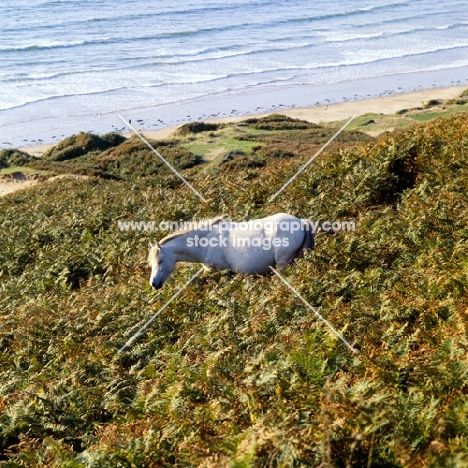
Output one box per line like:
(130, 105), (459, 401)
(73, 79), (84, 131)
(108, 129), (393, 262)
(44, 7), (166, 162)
(42, 132), (126, 162)
(0, 149), (37, 169)
(1, 111), (468, 466)
(0, 166), (50, 175)
(182, 134), (261, 162)
(446, 89), (468, 107)
(422, 99), (440, 108)
(243, 113), (320, 130)
(175, 121), (223, 136)
(26, 136), (204, 183)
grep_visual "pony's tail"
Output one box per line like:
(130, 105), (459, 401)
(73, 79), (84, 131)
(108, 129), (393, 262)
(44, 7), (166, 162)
(296, 220), (315, 259)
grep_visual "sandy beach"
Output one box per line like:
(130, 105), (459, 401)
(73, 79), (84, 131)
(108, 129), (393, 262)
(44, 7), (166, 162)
(204, 86), (466, 125)
(16, 85), (467, 159)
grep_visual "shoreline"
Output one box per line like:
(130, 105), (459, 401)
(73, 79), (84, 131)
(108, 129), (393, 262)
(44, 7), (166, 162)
(3, 83), (467, 197)
(4, 65), (467, 152)
(17, 84), (467, 157)
(201, 85), (466, 126)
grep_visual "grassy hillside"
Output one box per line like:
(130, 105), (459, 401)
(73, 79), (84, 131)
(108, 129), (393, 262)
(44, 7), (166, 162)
(1, 113), (468, 466)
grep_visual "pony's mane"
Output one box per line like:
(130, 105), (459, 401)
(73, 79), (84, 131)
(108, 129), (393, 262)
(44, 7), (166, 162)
(148, 246), (159, 264)
(159, 216), (225, 245)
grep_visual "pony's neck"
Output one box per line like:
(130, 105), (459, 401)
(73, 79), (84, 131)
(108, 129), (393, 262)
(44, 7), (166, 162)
(163, 232), (205, 263)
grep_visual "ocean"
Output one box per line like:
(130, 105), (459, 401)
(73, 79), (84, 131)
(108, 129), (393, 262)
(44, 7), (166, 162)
(1, 0), (468, 147)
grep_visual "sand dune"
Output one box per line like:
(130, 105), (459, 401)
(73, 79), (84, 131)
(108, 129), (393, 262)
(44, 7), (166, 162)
(0, 172), (39, 197)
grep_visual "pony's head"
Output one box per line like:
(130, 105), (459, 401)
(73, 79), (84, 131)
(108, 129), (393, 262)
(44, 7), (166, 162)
(148, 241), (176, 289)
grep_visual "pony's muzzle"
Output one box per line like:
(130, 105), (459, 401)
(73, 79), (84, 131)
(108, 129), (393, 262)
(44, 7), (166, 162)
(150, 279), (163, 289)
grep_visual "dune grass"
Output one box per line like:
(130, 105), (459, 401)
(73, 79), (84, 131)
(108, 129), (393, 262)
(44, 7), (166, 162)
(331, 88), (468, 136)
(1, 112), (468, 466)
(173, 116), (321, 160)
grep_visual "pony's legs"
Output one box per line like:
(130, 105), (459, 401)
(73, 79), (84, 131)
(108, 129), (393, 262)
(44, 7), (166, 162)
(274, 250), (298, 270)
